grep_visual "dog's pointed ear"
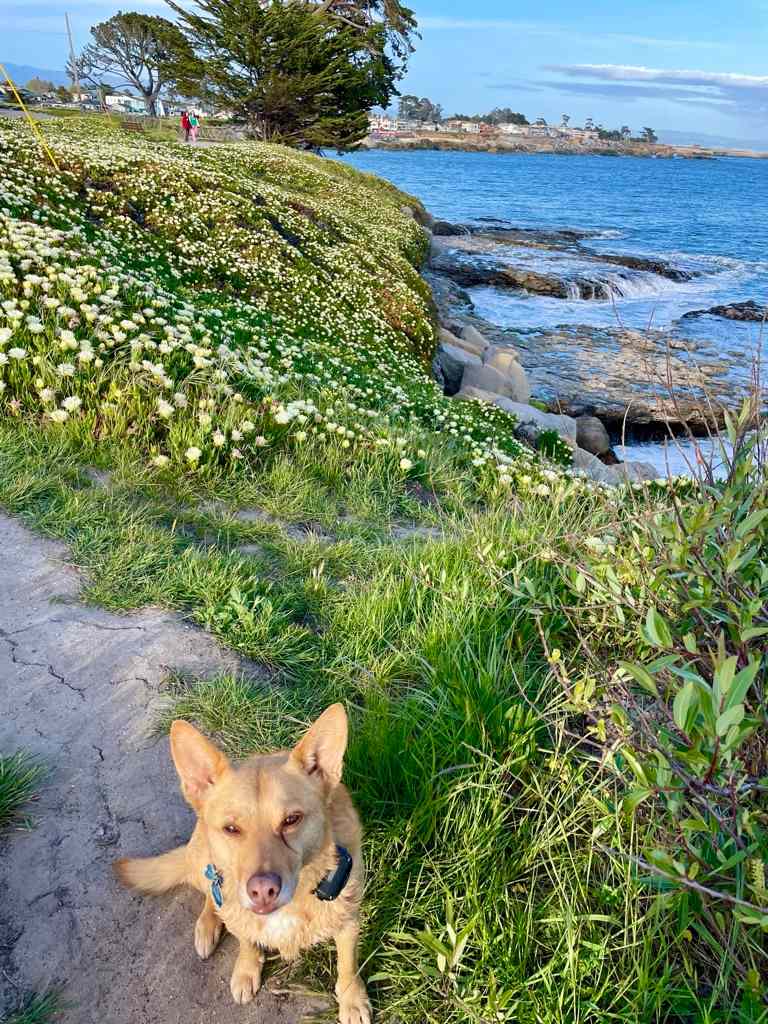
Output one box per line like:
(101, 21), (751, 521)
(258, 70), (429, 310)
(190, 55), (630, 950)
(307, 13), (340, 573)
(290, 704), (348, 788)
(169, 720), (229, 808)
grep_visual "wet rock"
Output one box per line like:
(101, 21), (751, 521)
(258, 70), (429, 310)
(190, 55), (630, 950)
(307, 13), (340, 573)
(481, 349), (531, 403)
(598, 253), (693, 281)
(576, 415), (611, 455)
(432, 219), (468, 236)
(682, 300), (767, 322)
(572, 447), (659, 485)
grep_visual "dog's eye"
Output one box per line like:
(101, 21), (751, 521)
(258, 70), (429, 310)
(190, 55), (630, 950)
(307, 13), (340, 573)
(282, 813), (303, 829)
(223, 823), (241, 836)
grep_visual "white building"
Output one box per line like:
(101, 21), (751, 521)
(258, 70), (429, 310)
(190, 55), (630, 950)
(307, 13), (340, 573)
(498, 123), (528, 135)
(443, 119), (482, 134)
(105, 94), (147, 115)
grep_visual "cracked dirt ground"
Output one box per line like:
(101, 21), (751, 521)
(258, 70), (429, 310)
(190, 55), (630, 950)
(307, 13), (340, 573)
(0, 513), (311, 1023)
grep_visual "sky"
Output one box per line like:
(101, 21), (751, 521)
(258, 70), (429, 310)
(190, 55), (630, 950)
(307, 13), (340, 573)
(2, 0), (767, 144)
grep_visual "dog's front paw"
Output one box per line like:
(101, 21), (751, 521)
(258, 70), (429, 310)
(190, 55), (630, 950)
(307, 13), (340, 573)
(230, 961), (263, 1004)
(194, 910), (223, 959)
(337, 979), (372, 1024)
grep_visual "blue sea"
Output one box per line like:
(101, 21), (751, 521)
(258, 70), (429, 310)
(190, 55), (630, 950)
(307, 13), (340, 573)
(338, 149), (768, 473)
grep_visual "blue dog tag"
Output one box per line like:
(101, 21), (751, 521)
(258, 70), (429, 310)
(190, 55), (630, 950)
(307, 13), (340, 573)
(204, 863), (224, 908)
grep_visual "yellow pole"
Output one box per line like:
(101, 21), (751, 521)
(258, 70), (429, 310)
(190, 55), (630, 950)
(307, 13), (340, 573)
(0, 63), (60, 172)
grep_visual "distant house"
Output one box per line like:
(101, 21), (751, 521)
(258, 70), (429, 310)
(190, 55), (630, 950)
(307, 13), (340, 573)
(498, 122), (528, 136)
(443, 119), (483, 134)
(105, 93), (147, 115)
(558, 126), (600, 142)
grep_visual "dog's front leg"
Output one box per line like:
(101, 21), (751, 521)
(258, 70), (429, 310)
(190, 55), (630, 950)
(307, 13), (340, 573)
(230, 940), (265, 1004)
(194, 891), (224, 959)
(334, 922), (372, 1024)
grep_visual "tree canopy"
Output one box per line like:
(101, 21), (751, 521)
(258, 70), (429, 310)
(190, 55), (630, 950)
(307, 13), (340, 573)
(166, 0), (398, 149)
(74, 12), (189, 116)
(397, 95), (442, 122)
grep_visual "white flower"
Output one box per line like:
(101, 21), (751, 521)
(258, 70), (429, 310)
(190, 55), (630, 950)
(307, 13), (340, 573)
(399, 458), (413, 471)
(254, 435), (268, 447)
(534, 484), (550, 496)
(152, 454), (170, 468)
(294, 430), (307, 442)
(231, 429), (242, 441)
(185, 446), (202, 462)
(57, 363), (76, 377)
(199, 413), (212, 428)
(212, 430), (226, 447)
(48, 409), (69, 423)
(157, 398), (174, 419)
(0, 327), (12, 344)
(39, 388), (55, 403)
(61, 395), (82, 412)
(8, 347), (27, 360)
(240, 419), (255, 433)
(231, 448), (243, 459)
(173, 393), (187, 408)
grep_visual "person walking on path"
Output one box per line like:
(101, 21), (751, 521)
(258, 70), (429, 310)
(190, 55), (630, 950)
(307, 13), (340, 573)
(180, 110), (191, 143)
(188, 111), (200, 144)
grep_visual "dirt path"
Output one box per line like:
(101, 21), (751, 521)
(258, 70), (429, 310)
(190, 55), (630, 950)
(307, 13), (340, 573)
(0, 513), (309, 1023)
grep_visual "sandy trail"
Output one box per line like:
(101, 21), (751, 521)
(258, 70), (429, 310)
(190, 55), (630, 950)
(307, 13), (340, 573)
(0, 513), (309, 1023)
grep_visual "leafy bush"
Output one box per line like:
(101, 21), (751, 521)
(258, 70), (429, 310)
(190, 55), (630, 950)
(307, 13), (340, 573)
(559, 403), (768, 1002)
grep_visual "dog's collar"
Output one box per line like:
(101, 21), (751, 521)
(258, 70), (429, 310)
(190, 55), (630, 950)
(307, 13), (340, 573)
(204, 845), (352, 909)
(315, 844), (353, 902)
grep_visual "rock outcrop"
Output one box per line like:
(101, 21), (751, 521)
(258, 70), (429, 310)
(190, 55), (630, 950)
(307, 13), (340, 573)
(576, 415), (611, 455)
(682, 300), (767, 322)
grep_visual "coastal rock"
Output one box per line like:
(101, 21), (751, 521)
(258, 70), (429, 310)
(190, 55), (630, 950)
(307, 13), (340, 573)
(438, 326), (484, 357)
(461, 324), (490, 354)
(481, 350), (531, 403)
(493, 398), (577, 441)
(432, 219), (468, 236)
(572, 448), (659, 486)
(461, 362), (531, 403)
(682, 300), (767, 322)
(576, 415), (611, 455)
(455, 384), (503, 404)
(435, 341), (481, 395)
(599, 253), (694, 282)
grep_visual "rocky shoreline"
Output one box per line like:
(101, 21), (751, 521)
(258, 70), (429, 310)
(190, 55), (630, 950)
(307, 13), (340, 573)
(407, 205), (761, 483)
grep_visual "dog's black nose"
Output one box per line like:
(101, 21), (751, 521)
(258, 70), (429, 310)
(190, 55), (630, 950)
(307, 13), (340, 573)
(246, 872), (282, 913)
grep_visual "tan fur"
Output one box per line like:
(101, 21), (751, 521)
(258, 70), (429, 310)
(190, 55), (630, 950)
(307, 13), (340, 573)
(114, 705), (371, 1024)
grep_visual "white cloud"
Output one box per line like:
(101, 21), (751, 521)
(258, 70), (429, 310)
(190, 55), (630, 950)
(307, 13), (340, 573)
(548, 64), (768, 89)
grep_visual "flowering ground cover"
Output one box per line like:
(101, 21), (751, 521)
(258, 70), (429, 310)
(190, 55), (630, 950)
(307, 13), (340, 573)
(1, 117), (766, 1023)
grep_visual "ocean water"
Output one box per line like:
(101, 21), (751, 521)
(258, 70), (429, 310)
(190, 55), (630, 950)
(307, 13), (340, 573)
(337, 149), (767, 471)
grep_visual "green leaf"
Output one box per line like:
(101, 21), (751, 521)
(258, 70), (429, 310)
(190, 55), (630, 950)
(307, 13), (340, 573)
(713, 655), (737, 698)
(725, 661), (761, 710)
(716, 704), (745, 736)
(742, 627), (768, 642)
(735, 507), (768, 538)
(623, 787), (651, 812)
(683, 632), (698, 654)
(618, 660), (658, 696)
(644, 607), (672, 649)
(673, 681), (696, 734)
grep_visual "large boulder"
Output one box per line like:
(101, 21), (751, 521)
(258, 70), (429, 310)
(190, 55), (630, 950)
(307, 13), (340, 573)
(461, 324), (490, 355)
(483, 345), (521, 373)
(454, 384), (503, 404)
(494, 398), (577, 442)
(435, 342), (481, 395)
(576, 415), (611, 455)
(572, 447), (659, 486)
(461, 362), (530, 404)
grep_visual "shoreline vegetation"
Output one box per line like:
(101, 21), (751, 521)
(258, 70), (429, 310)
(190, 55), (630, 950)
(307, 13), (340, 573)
(363, 130), (768, 160)
(1, 115), (767, 1023)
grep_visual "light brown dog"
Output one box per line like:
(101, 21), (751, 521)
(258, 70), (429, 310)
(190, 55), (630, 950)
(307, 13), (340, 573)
(114, 704), (371, 1024)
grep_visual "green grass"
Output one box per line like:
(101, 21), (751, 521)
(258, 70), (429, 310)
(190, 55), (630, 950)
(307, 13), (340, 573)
(0, 752), (46, 832)
(1, 993), (62, 1024)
